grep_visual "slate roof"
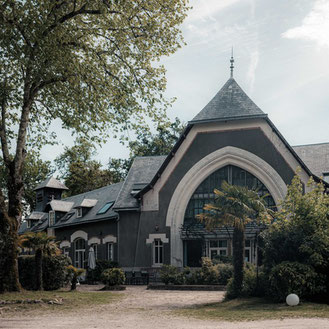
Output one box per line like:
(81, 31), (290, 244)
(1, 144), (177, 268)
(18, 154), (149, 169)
(53, 182), (123, 228)
(34, 176), (68, 191)
(48, 200), (75, 212)
(113, 156), (167, 210)
(293, 143), (329, 177)
(190, 78), (267, 124)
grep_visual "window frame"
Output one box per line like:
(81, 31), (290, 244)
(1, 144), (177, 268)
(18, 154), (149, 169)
(97, 201), (114, 215)
(76, 207), (82, 218)
(106, 242), (114, 261)
(208, 239), (228, 259)
(74, 238), (86, 268)
(153, 239), (164, 266)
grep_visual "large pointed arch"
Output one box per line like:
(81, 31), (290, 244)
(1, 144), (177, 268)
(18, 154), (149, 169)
(166, 146), (287, 267)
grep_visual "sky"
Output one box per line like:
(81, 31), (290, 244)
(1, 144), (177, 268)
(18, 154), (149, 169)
(41, 0), (329, 165)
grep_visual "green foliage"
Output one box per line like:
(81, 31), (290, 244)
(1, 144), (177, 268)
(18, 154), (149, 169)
(55, 138), (114, 196)
(217, 263), (234, 285)
(101, 268), (125, 287)
(87, 259), (118, 282)
(268, 262), (325, 302)
(160, 264), (180, 285)
(18, 255), (71, 290)
(262, 173), (329, 302)
(0, 151), (53, 213)
(41, 255), (71, 290)
(198, 182), (271, 297)
(67, 265), (86, 291)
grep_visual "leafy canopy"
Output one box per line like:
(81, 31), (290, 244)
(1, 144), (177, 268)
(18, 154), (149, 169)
(197, 181), (272, 230)
(0, 0), (189, 148)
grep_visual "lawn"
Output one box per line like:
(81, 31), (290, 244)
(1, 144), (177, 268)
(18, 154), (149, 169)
(177, 297), (329, 322)
(0, 289), (122, 317)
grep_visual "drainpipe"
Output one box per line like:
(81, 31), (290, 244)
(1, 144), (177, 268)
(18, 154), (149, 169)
(116, 213), (120, 264)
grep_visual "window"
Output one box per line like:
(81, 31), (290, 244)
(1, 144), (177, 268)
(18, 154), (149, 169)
(209, 240), (228, 259)
(90, 243), (98, 260)
(153, 239), (163, 266)
(106, 243), (113, 261)
(74, 238), (86, 268)
(323, 173), (329, 184)
(36, 192), (43, 203)
(97, 201), (114, 215)
(48, 210), (55, 226)
(244, 239), (251, 262)
(26, 220), (31, 229)
(76, 207), (82, 218)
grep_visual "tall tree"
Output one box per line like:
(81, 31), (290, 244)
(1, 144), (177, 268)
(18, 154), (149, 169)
(109, 117), (185, 181)
(55, 138), (114, 196)
(198, 182), (271, 298)
(0, 1), (189, 292)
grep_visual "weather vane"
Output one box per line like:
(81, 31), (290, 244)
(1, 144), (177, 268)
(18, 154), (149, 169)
(230, 47), (234, 78)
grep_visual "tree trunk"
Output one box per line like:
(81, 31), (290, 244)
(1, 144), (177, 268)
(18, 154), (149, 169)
(232, 224), (245, 297)
(35, 249), (43, 290)
(0, 164), (25, 293)
(0, 212), (21, 293)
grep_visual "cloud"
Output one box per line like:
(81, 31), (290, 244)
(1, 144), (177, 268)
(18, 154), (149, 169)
(247, 49), (259, 92)
(282, 0), (329, 48)
(187, 0), (244, 22)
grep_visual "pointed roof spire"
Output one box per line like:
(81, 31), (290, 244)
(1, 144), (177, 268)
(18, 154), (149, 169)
(189, 78), (267, 124)
(230, 47), (234, 78)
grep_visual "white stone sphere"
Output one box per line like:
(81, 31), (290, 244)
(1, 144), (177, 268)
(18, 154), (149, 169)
(286, 293), (299, 306)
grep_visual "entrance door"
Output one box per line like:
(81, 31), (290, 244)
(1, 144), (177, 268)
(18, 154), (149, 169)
(184, 240), (203, 267)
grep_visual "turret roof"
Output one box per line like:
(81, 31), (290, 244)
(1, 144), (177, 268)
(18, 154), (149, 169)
(190, 78), (267, 124)
(34, 176), (68, 191)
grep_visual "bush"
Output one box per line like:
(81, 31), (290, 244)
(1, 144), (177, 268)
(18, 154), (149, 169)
(160, 264), (179, 285)
(101, 268), (125, 286)
(200, 257), (219, 284)
(43, 254), (71, 290)
(87, 259), (118, 283)
(18, 254), (71, 290)
(268, 261), (326, 302)
(217, 263), (233, 285)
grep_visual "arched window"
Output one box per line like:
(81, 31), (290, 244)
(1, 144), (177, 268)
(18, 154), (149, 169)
(74, 238), (86, 269)
(184, 164), (275, 225)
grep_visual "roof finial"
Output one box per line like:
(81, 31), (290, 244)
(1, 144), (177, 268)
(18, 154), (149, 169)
(230, 47), (234, 78)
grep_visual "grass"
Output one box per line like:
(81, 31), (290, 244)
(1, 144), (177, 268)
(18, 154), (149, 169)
(176, 297), (329, 322)
(0, 288), (123, 317)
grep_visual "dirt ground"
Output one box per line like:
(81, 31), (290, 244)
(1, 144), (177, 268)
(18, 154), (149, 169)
(1, 286), (329, 329)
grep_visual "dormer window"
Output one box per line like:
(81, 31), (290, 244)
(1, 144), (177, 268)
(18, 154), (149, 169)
(27, 220), (31, 229)
(77, 207), (82, 218)
(49, 210), (55, 226)
(97, 201), (114, 215)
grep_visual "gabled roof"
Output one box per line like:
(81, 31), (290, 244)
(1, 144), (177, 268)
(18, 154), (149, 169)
(190, 78), (267, 124)
(34, 176), (68, 191)
(113, 156), (167, 210)
(293, 142), (329, 177)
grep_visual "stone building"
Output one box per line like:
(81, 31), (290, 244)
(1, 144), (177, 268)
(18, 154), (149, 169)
(19, 64), (329, 271)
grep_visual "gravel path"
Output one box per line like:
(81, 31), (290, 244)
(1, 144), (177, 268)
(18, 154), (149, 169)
(1, 286), (329, 329)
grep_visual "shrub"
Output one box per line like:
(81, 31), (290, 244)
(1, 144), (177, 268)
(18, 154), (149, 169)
(200, 257), (219, 284)
(268, 261), (326, 302)
(101, 268), (125, 286)
(160, 264), (179, 285)
(217, 263), (233, 285)
(43, 254), (71, 290)
(67, 265), (85, 290)
(18, 254), (71, 290)
(87, 259), (118, 283)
